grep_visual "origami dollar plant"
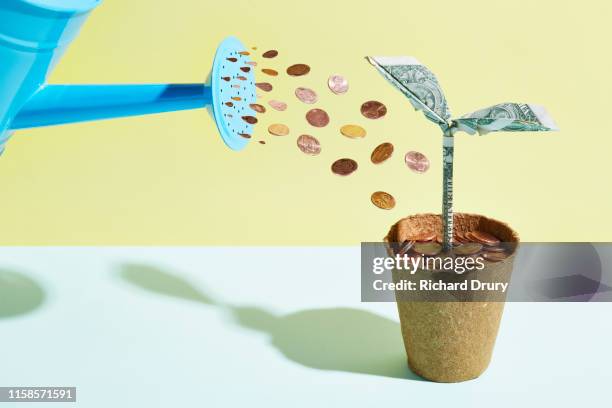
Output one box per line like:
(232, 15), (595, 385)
(367, 56), (558, 251)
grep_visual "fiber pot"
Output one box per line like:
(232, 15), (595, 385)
(384, 213), (519, 383)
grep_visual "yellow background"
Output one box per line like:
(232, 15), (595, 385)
(0, 0), (610, 245)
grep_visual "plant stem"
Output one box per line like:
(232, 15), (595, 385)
(442, 127), (454, 252)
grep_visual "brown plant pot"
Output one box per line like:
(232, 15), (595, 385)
(384, 213), (520, 383)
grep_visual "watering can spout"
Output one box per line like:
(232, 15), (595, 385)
(10, 84), (213, 130)
(0, 0), (256, 152)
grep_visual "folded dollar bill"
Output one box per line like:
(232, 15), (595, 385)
(453, 103), (559, 135)
(367, 56), (451, 127)
(368, 56), (559, 135)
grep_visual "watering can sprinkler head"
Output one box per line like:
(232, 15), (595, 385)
(0, 0), (257, 154)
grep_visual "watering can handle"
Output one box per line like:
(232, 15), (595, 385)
(9, 84), (212, 130)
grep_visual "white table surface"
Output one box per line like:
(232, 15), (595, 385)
(0, 247), (609, 407)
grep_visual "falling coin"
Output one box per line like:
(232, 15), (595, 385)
(239, 133), (251, 139)
(226, 57), (238, 62)
(453, 243), (483, 256)
(246, 61), (257, 66)
(371, 191), (396, 210)
(255, 82), (273, 92)
(471, 231), (501, 246)
(262, 50), (278, 58)
(370, 142), (394, 164)
(295, 87), (318, 104)
(306, 109), (330, 127)
(340, 124), (366, 138)
(331, 158), (358, 176)
(268, 123), (290, 136)
(360, 100), (387, 119)
(259, 140), (266, 144)
(287, 64), (311, 76)
(404, 151), (430, 173)
(268, 100), (287, 111)
(328, 74), (349, 95)
(238, 51), (250, 56)
(224, 102), (234, 107)
(262, 68), (279, 76)
(250, 103), (266, 113)
(296, 134), (321, 155)
(240, 66), (251, 73)
(413, 242), (442, 256)
(242, 116), (258, 124)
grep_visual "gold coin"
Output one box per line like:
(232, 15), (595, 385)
(268, 124), (289, 136)
(371, 191), (395, 210)
(262, 68), (279, 76)
(370, 142), (394, 164)
(340, 124), (366, 138)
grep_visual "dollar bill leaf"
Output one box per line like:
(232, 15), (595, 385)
(367, 56), (451, 127)
(454, 103), (559, 135)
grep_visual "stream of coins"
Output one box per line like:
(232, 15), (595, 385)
(393, 229), (512, 264)
(233, 47), (432, 210)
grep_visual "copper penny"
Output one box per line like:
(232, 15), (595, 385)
(258, 140), (266, 144)
(262, 68), (279, 76)
(404, 151), (430, 173)
(268, 124), (290, 136)
(471, 231), (501, 246)
(250, 103), (266, 113)
(287, 64), (311, 76)
(482, 251), (510, 262)
(370, 142), (394, 164)
(242, 116), (258, 124)
(296, 134), (321, 155)
(306, 109), (330, 127)
(268, 100), (287, 111)
(453, 243), (483, 256)
(360, 100), (387, 119)
(371, 191), (396, 210)
(239, 133), (251, 139)
(413, 231), (437, 242)
(328, 74), (349, 94)
(483, 245), (507, 253)
(331, 158), (358, 176)
(295, 87), (318, 104)
(262, 50), (278, 58)
(255, 82), (273, 92)
(240, 66), (251, 73)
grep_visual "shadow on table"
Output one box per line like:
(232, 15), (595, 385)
(119, 263), (422, 381)
(0, 269), (45, 319)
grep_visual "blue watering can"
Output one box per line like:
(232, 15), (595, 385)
(0, 0), (257, 154)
